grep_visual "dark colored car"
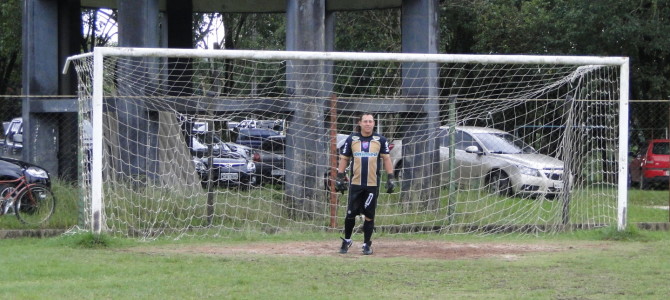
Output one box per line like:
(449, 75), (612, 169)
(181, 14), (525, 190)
(225, 142), (253, 160)
(190, 133), (257, 187)
(193, 156), (257, 187)
(252, 135), (285, 185)
(0, 157), (52, 188)
(629, 139), (670, 189)
(236, 128), (282, 149)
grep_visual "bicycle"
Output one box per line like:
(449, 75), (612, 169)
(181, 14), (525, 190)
(0, 176), (56, 226)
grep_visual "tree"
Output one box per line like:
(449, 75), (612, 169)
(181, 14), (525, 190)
(470, 0), (670, 140)
(194, 13), (285, 50)
(0, 0), (21, 122)
(81, 8), (118, 52)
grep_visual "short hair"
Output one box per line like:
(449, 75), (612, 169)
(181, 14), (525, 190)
(355, 112), (375, 133)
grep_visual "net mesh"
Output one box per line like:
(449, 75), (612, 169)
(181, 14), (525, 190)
(68, 49), (622, 239)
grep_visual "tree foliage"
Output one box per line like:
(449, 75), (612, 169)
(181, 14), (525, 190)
(81, 8), (118, 52)
(1, 1), (668, 139)
(336, 9), (401, 52)
(194, 13), (285, 50)
(0, 0), (21, 123)
(0, 0), (20, 95)
(469, 0), (670, 139)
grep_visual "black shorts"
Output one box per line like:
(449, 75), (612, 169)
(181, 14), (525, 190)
(346, 185), (379, 219)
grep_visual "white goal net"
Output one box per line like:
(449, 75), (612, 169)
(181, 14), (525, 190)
(65, 47), (629, 239)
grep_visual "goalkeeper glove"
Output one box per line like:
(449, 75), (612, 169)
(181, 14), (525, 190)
(386, 174), (396, 193)
(335, 172), (348, 193)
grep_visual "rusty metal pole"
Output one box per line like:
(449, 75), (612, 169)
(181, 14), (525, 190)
(329, 94), (339, 229)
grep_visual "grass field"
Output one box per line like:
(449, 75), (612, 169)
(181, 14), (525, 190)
(1, 228), (670, 299)
(1, 182), (670, 298)
(2, 180), (668, 231)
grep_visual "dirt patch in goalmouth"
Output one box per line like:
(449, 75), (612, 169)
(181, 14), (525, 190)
(134, 239), (572, 260)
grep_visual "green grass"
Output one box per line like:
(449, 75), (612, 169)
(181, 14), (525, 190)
(1, 230), (670, 299)
(2, 183), (670, 299)
(628, 187), (670, 223)
(2, 181), (669, 233)
(0, 179), (81, 229)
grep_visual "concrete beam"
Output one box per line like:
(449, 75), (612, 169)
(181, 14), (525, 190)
(80, 0), (402, 13)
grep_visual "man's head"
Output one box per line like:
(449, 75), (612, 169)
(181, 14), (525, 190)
(356, 112), (375, 136)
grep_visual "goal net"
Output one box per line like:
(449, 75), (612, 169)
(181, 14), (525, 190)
(65, 47), (629, 239)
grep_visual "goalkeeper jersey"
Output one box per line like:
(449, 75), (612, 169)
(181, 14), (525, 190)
(340, 132), (390, 187)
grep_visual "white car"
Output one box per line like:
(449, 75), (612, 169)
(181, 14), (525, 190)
(393, 126), (566, 198)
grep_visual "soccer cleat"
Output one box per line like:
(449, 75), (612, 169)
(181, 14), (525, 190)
(362, 243), (373, 255)
(339, 238), (353, 254)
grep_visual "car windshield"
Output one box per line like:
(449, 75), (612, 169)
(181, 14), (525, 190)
(474, 132), (537, 154)
(652, 142), (670, 155)
(193, 133), (229, 151)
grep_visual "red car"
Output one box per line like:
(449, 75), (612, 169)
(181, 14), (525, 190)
(629, 139), (670, 189)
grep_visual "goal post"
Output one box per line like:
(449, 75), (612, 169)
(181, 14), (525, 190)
(64, 47), (629, 239)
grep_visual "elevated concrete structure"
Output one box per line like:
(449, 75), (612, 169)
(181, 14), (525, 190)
(23, 0), (439, 210)
(78, 0), (403, 12)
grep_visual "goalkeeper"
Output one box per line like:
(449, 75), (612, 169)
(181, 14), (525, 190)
(335, 112), (395, 255)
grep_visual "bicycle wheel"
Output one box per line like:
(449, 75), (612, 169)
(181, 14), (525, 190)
(14, 184), (56, 226)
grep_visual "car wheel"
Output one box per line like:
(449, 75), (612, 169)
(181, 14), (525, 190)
(0, 183), (15, 199)
(488, 170), (512, 197)
(0, 183), (17, 212)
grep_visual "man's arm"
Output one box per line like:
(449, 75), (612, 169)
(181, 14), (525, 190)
(383, 154), (396, 193)
(382, 155), (393, 176)
(337, 156), (350, 174)
(334, 155), (350, 192)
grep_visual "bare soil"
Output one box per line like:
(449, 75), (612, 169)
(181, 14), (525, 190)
(133, 239), (571, 260)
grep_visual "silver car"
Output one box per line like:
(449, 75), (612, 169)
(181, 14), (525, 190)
(392, 126), (566, 198)
(437, 126), (566, 198)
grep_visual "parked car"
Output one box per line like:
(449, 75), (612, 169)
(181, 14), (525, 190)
(235, 119), (284, 132)
(0, 157), (52, 192)
(392, 126), (567, 198)
(190, 132), (256, 187)
(191, 132), (239, 158)
(252, 135), (285, 185)
(1, 117), (23, 155)
(629, 139), (670, 189)
(235, 128), (282, 149)
(225, 142), (253, 160)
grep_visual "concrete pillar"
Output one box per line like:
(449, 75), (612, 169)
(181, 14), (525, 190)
(400, 0), (441, 209)
(167, 0), (194, 96)
(118, 0), (160, 48)
(114, 0), (161, 179)
(22, 0), (60, 174)
(58, 0), (83, 181)
(284, 0), (331, 218)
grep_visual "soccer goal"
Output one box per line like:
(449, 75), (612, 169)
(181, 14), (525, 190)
(64, 47), (629, 239)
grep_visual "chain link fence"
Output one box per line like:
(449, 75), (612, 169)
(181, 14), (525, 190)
(627, 100), (670, 223)
(1, 97), (669, 228)
(1, 96), (84, 229)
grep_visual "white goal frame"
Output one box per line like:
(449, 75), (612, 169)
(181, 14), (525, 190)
(65, 47), (630, 234)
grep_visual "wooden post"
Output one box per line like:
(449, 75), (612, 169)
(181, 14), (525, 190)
(329, 94), (338, 229)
